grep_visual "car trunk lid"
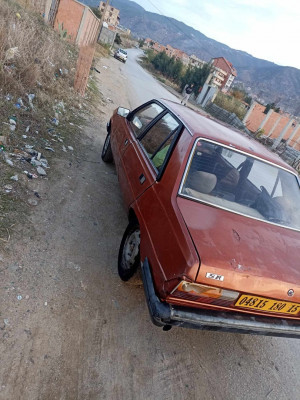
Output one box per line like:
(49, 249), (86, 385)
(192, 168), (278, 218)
(177, 197), (300, 303)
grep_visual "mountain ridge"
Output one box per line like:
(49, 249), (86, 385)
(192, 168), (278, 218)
(83, 0), (300, 115)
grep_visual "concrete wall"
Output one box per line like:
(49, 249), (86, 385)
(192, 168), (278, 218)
(244, 103), (299, 144)
(99, 26), (116, 46)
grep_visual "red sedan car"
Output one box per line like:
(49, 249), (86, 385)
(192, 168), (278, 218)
(102, 99), (300, 338)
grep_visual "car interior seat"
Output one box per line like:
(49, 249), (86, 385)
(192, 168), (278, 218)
(187, 171), (217, 194)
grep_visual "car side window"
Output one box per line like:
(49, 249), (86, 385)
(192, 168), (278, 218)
(130, 103), (164, 137)
(139, 113), (180, 170)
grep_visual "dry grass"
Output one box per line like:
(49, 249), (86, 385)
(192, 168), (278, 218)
(213, 92), (248, 121)
(94, 43), (110, 59)
(0, 0), (92, 248)
(0, 0), (78, 104)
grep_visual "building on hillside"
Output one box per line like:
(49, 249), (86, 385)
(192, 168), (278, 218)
(205, 66), (227, 88)
(173, 48), (190, 65)
(99, 1), (120, 27)
(165, 44), (175, 57)
(189, 54), (206, 68)
(117, 25), (131, 36)
(144, 38), (154, 47)
(164, 45), (189, 65)
(144, 39), (189, 65)
(209, 57), (237, 93)
(152, 42), (166, 52)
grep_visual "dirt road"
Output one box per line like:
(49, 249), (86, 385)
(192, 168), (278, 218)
(0, 50), (299, 400)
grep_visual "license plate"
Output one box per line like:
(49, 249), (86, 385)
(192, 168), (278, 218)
(235, 295), (300, 315)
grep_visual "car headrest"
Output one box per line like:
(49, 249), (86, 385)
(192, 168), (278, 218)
(189, 171), (217, 194)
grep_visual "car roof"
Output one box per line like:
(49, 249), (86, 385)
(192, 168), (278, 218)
(160, 99), (295, 173)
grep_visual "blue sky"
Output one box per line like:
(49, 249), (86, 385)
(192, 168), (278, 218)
(136, 0), (300, 69)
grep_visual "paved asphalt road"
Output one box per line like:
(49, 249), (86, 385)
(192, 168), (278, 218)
(113, 49), (300, 400)
(123, 49), (179, 108)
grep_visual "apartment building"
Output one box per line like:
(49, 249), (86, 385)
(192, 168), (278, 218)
(173, 48), (190, 65)
(99, 1), (120, 27)
(209, 57), (237, 92)
(189, 54), (205, 68)
(205, 66), (228, 88)
(152, 42), (166, 52)
(165, 44), (176, 58)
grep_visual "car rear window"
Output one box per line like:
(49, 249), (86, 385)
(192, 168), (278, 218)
(179, 138), (300, 230)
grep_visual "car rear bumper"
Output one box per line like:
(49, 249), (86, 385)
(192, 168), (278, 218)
(114, 54), (126, 62)
(141, 258), (300, 338)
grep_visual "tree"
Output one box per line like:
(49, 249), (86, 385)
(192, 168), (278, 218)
(114, 33), (122, 45)
(148, 50), (209, 89)
(231, 87), (252, 105)
(264, 104), (272, 114)
(91, 7), (101, 19)
(138, 39), (145, 48)
(264, 102), (280, 114)
(181, 64), (211, 93)
(170, 59), (183, 81)
(231, 88), (245, 100)
(244, 95), (252, 105)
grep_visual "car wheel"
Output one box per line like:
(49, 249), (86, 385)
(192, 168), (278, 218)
(118, 222), (140, 281)
(101, 132), (113, 163)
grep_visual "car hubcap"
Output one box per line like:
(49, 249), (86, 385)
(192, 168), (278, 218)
(124, 229), (140, 270)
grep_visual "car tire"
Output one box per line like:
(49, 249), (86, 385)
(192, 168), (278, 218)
(101, 132), (113, 163)
(118, 222), (140, 281)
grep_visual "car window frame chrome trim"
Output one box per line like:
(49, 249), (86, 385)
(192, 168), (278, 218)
(129, 100), (184, 181)
(159, 99), (193, 136)
(127, 99), (166, 137)
(178, 137), (300, 233)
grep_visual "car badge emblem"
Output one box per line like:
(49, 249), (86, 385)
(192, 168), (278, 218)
(206, 272), (224, 282)
(287, 289), (294, 297)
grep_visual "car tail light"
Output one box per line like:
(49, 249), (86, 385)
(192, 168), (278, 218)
(171, 281), (239, 307)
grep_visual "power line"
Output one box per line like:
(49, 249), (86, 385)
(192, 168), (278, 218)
(144, 0), (204, 51)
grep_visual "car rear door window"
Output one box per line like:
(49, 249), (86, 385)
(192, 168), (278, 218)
(130, 103), (164, 137)
(139, 113), (180, 170)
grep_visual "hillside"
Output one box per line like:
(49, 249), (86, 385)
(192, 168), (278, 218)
(84, 0), (300, 115)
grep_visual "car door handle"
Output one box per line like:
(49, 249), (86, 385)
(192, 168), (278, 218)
(139, 174), (146, 184)
(124, 139), (129, 146)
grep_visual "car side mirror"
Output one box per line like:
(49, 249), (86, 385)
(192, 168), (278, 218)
(117, 107), (130, 117)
